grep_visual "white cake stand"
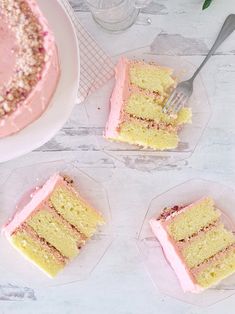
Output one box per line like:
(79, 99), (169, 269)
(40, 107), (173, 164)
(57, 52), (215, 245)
(0, 0), (80, 162)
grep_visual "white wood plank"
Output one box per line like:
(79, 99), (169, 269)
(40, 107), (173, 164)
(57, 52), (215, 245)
(1, 0), (235, 313)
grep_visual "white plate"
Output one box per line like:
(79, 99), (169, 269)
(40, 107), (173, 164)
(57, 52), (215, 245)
(0, 0), (80, 163)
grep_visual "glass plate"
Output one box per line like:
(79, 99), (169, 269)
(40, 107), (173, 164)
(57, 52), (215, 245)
(84, 48), (212, 171)
(0, 160), (112, 287)
(137, 179), (235, 306)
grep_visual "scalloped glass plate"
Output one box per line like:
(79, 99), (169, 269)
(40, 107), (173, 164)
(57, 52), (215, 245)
(84, 48), (211, 171)
(0, 160), (112, 287)
(137, 179), (235, 306)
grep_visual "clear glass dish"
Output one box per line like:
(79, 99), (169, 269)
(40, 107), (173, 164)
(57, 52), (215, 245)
(85, 48), (212, 171)
(0, 160), (112, 288)
(137, 179), (235, 306)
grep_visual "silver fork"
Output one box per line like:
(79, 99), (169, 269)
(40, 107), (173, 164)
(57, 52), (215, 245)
(163, 14), (235, 114)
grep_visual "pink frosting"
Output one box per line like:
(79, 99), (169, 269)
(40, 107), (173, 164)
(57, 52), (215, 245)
(149, 218), (203, 293)
(0, 16), (17, 88)
(0, 0), (60, 138)
(105, 57), (130, 139)
(2, 173), (64, 238)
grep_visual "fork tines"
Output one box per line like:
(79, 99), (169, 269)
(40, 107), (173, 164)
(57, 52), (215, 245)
(163, 90), (188, 114)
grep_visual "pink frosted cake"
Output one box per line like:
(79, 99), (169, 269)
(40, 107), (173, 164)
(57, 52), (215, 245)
(150, 197), (235, 293)
(105, 57), (192, 150)
(3, 174), (104, 277)
(0, 0), (60, 137)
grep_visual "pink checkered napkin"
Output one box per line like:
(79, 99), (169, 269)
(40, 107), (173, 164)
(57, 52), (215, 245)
(60, 0), (114, 103)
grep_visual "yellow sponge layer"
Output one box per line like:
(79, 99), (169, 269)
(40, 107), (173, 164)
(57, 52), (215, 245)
(118, 120), (179, 150)
(27, 209), (84, 259)
(125, 93), (164, 122)
(167, 197), (220, 241)
(176, 107), (192, 125)
(130, 64), (175, 95)
(125, 93), (192, 125)
(195, 247), (235, 288)
(182, 224), (235, 268)
(50, 187), (104, 238)
(11, 229), (65, 277)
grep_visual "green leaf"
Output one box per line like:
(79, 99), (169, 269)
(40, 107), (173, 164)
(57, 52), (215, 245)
(203, 0), (213, 10)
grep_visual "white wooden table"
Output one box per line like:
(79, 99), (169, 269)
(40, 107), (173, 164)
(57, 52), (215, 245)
(1, 0), (235, 313)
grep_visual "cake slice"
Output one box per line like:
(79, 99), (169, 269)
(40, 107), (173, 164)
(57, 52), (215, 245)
(3, 174), (104, 278)
(150, 197), (235, 293)
(105, 57), (192, 150)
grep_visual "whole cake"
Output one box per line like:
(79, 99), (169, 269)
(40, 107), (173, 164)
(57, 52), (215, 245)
(0, 0), (60, 138)
(105, 57), (192, 150)
(150, 197), (235, 292)
(3, 174), (104, 277)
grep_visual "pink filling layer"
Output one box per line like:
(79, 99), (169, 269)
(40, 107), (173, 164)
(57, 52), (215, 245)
(0, 0), (60, 138)
(149, 218), (203, 293)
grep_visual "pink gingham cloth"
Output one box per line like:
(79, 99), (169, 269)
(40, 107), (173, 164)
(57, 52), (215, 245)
(60, 0), (114, 103)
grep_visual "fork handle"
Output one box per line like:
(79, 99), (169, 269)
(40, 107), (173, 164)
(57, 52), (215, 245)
(191, 14), (235, 81)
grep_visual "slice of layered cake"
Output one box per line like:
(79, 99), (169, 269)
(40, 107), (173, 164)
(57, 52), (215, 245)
(150, 197), (235, 292)
(105, 57), (192, 150)
(3, 174), (104, 277)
